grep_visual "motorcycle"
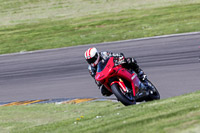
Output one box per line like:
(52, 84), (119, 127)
(95, 57), (160, 106)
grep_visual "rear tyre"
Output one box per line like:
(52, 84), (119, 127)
(145, 80), (160, 101)
(111, 83), (136, 106)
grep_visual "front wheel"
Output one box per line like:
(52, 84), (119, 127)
(145, 80), (160, 101)
(111, 83), (136, 106)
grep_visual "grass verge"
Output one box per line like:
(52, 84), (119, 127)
(0, 91), (200, 133)
(0, 1), (200, 54)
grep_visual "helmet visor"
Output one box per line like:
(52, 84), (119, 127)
(86, 53), (98, 64)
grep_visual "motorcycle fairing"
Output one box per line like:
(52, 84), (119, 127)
(95, 57), (140, 97)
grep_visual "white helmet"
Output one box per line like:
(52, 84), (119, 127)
(84, 47), (100, 67)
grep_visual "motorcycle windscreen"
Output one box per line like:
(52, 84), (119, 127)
(97, 58), (110, 72)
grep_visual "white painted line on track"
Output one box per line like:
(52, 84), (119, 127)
(1, 31), (200, 57)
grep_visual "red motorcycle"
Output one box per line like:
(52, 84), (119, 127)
(95, 57), (160, 106)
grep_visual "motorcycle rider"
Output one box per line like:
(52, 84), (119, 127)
(84, 47), (147, 96)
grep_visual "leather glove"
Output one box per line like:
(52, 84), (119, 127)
(118, 55), (126, 64)
(114, 55), (126, 66)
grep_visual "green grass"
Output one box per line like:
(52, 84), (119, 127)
(0, 91), (200, 133)
(0, 0), (200, 54)
(1, 0), (199, 26)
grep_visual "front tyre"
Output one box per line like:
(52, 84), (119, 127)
(111, 83), (136, 106)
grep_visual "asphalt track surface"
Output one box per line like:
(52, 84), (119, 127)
(0, 33), (200, 102)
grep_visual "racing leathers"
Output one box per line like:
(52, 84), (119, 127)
(88, 51), (147, 96)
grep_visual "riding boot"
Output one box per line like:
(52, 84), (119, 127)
(137, 69), (147, 82)
(126, 57), (147, 81)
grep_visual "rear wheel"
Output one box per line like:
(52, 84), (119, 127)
(145, 80), (160, 101)
(111, 83), (136, 106)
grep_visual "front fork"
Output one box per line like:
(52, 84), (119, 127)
(110, 77), (149, 101)
(110, 77), (130, 94)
